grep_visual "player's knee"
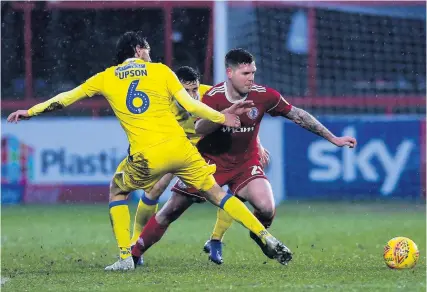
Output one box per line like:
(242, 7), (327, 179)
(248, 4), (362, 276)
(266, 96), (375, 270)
(155, 213), (171, 226)
(254, 197), (275, 216)
(156, 210), (180, 226)
(258, 207), (275, 220)
(109, 180), (127, 202)
(253, 206), (275, 228)
(155, 205), (180, 226)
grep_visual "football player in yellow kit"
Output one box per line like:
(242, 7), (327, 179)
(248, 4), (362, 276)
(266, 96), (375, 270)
(172, 66), (212, 145)
(7, 31), (292, 271)
(130, 66), (212, 247)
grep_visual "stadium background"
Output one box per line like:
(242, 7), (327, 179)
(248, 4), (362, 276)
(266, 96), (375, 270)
(1, 1), (425, 204)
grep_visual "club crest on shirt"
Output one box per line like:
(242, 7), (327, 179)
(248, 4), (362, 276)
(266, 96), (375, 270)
(247, 107), (259, 120)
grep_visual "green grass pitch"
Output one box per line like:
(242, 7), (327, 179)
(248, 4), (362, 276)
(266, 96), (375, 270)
(1, 202), (426, 291)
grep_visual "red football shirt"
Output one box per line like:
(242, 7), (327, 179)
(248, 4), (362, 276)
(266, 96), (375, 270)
(197, 82), (292, 170)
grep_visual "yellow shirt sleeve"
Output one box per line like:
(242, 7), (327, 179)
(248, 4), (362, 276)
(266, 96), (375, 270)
(81, 72), (104, 97)
(198, 84), (212, 100)
(28, 86), (87, 116)
(174, 88), (225, 124)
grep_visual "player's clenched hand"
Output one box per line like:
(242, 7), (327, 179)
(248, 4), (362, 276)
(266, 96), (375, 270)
(332, 136), (357, 148)
(259, 147), (271, 169)
(7, 110), (31, 124)
(223, 100), (255, 115)
(223, 113), (241, 128)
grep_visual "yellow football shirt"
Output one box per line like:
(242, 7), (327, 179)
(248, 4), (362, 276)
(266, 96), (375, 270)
(171, 84), (211, 144)
(80, 59), (189, 154)
(28, 59), (224, 156)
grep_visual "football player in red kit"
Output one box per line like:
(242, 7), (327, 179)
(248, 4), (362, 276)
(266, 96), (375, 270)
(131, 48), (357, 266)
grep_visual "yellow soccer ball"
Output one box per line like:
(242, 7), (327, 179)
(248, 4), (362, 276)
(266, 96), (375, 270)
(383, 237), (419, 269)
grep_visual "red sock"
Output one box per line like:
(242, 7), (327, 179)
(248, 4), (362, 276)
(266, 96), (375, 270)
(132, 215), (168, 257)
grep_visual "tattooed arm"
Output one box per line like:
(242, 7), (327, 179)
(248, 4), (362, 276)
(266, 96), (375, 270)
(7, 72), (104, 123)
(29, 86), (88, 116)
(285, 106), (357, 148)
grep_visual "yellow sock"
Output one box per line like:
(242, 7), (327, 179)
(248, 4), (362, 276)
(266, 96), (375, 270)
(109, 200), (131, 259)
(130, 195), (159, 244)
(221, 195), (270, 244)
(211, 208), (233, 241)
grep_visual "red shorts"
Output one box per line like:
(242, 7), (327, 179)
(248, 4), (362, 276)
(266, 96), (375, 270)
(171, 156), (268, 202)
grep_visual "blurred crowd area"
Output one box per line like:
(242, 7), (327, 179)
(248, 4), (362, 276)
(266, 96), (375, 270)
(1, 2), (211, 99)
(229, 5), (426, 97)
(1, 1), (426, 115)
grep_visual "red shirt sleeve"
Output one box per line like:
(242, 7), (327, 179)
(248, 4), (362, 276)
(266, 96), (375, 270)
(194, 91), (219, 122)
(265, 87), (292, 117)
(201, 91), (219, 110)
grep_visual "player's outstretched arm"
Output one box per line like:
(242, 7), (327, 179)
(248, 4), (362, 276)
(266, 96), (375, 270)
(195, 101), (254, 135)
(174, 88), (249, 128)
(285, 106), (357, 148)
(7, 86), (88, 123)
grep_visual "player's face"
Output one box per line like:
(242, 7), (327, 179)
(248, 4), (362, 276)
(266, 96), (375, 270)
(135, 45), (151, 62)
(182, 81), (200, 99)
(227, 62), (256, 95)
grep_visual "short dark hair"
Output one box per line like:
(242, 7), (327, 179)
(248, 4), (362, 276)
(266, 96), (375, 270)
(225, 48), (254, 68)
(175, 66), (200, 83)
(115, 31), (150, 64)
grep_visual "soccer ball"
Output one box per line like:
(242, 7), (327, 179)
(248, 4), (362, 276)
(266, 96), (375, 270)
(383, 237), (419, 269)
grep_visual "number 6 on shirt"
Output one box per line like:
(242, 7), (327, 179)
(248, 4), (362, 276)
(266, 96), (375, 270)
(126, 80), (150, 114)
